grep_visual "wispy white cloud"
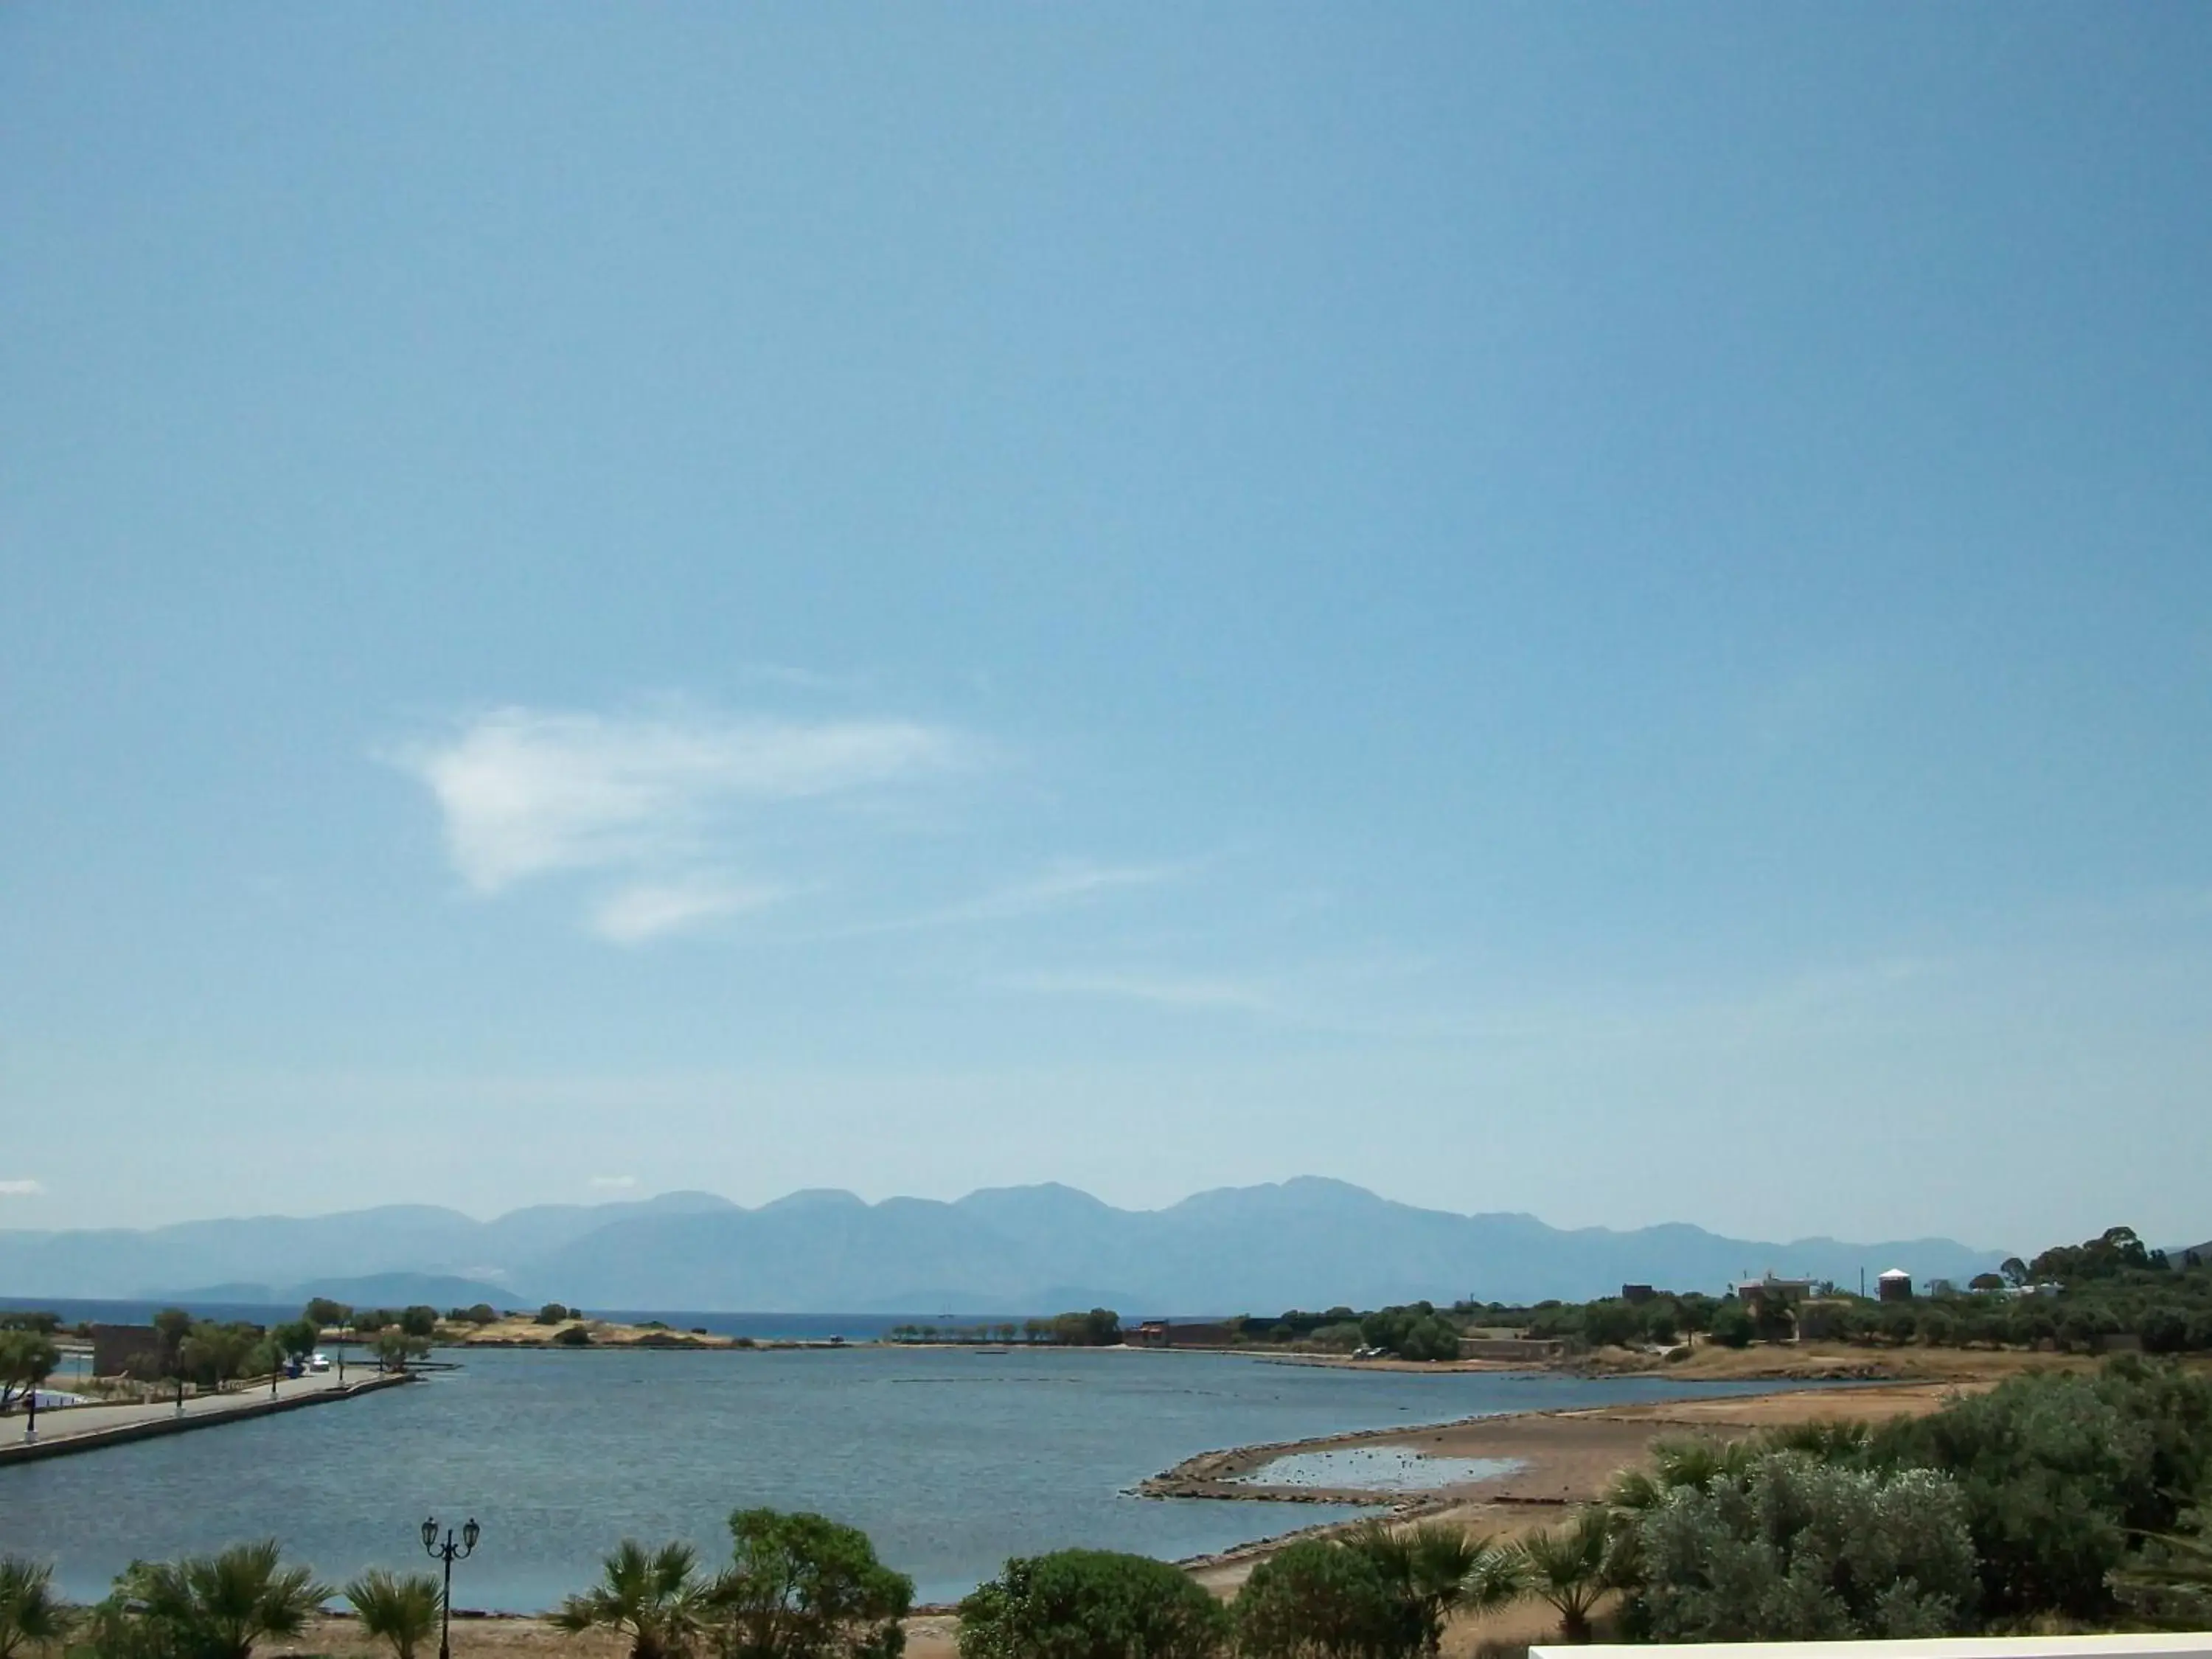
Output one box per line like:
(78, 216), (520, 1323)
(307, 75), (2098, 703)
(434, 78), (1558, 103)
(392, 706), (1194, 952)
(588, 1175), (639, 1192)
(964, 861), (1186, 918)
(388, 703), (974, 941)
(589, 878), (783, 945)
(393, 706), (969, 895)
(0, 1179), (44, 1197)
(823, 860), (1189, 940)
(1002, 970), (1273, 1013)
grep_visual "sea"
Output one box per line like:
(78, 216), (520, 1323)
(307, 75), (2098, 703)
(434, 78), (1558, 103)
(0, 1343), (1815, 1610)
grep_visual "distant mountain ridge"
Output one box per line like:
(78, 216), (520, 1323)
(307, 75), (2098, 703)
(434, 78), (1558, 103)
(0, 1178), (2006, 1312)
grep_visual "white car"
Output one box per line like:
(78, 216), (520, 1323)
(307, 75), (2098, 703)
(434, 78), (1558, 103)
(307, 1352), (330, 1373)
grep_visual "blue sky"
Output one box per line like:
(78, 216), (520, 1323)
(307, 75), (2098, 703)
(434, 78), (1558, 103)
(4, 7), (2208, 1250)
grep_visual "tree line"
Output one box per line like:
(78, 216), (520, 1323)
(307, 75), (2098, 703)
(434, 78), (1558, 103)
(1180, 1224), (2212, 1364)
(888, 1310), (1123, 1347)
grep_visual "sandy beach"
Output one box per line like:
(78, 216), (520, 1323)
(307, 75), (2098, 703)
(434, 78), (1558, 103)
(1150, 1380), (1967, 1509)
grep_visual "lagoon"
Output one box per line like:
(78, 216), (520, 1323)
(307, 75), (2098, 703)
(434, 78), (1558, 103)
(0, 1346), (1804, 1608)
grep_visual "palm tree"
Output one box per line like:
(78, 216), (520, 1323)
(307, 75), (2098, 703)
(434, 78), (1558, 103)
(1343, 1522), (1521, 1654)
(1639, 1435), (1755, 1495)
(0, 1559), (74, 1659)
(1601, 1465), (1666, 1514)
(117, 1541), (332, 1659)
(1510, 1509), (1615, 1644)
(1758, 1418), (1871, 1462)
(1602, 1436), (1759, 1582)
(552, 1541), (709, 1659)
(344, 1571), (442, 1659)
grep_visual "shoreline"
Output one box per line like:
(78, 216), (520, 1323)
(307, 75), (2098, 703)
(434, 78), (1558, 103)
(1138, 1380), (1965, 1508)
(1166, 1379), (1980, 1607)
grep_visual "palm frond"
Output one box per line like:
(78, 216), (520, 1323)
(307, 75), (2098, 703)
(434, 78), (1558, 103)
(344, 1571), (441, 1659)
(0, 1559), (75, 1659)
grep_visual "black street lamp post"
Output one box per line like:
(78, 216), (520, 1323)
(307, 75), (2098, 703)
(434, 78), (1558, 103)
(421, 1517), (480, 1659)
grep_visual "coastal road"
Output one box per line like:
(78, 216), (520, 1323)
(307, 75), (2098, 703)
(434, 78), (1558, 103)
(1, 1369), (408, 1463)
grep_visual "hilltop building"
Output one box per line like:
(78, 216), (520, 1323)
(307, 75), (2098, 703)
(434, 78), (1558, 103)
(1734, 1273), (1816, 1308)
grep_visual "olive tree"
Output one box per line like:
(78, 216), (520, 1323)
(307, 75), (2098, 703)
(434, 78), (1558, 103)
(711, 1509), (912, 1659)
(0, 1332), (60, 1412)
(1873, 1360), (2212, 1621)
(1625, 1453), (1977, 1641)
(372, 1330), (431, 1372)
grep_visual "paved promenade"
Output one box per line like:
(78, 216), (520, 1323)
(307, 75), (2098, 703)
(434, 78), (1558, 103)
(0, 1368), (411, 1464)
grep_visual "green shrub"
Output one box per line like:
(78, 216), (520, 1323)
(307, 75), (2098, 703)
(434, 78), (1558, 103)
(1625, 1453), (1978, 1640)
(1043, 1310), (1122, 1347)
(1356, 1305), (1461, 1363)
(959, 1550), (1227, 1659)
(1871, 1360), (2212, 1622)
(1708, 1303), (1754, 1349)
(1234, 1539), (1423, 1659)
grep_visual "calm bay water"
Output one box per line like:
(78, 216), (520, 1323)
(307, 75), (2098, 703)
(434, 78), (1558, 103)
(1, 1346), (1807, 1608)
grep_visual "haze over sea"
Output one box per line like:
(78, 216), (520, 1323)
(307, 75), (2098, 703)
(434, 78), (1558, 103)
(4, 1348), (1817, 1608)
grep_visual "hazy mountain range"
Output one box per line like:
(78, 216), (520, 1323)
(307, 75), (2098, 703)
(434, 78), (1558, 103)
(0, 1179), (2010, 1313)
